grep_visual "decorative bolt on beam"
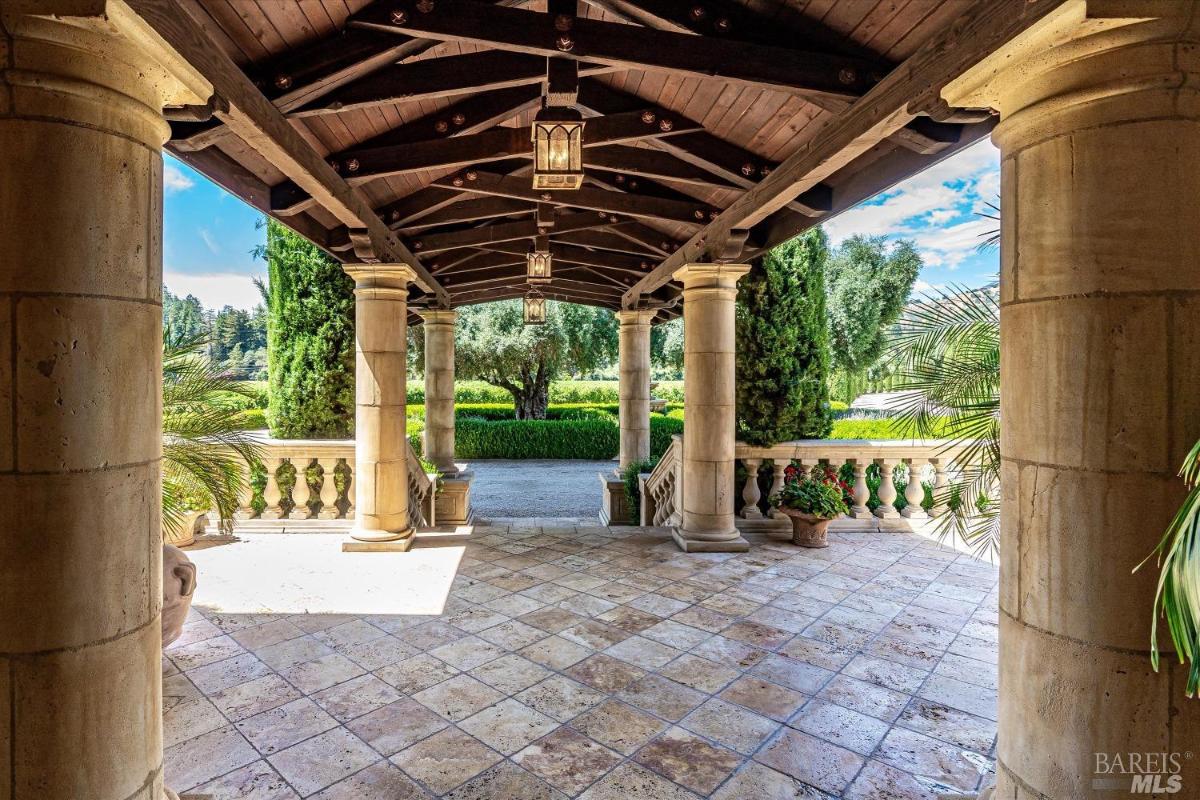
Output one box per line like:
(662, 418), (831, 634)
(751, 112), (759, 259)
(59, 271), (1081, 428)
(451, 176), (464, 186)
(715, 17), (731, 32)
(390, 8), (408, 24)
(452, 112), (466, 126)
(689, 6), (706, 20)
(556, 34), (574, 52)
(741, 162), (756, 177)
(641, 110), (656, 124)
(838, 68), (857, 85)
(274, 74), (292, 90)
(465, 170), (478, 181)
(416, 0), (435, 12)
(554, 14), (573, 32)
(658, 118), (674, 132)
(434, 120), (449, 133)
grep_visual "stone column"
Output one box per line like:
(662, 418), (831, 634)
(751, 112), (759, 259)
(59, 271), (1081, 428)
(345, 265), (416, 550)
(0, 5), (210, 800)
(420, 309), (457, 474)
(671, 263), (750, 552)
(943, 8), (1200, 798)
(616, 308), (656, 471)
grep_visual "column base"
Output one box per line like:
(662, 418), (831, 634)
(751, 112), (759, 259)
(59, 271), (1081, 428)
(740, 506), (764, 520)
(343, 527), (415, 552)
(874, 507), (900, 520)
(671, 528), (750, 553)
(849, 508), (874, 519)
(900, 506), (928, 519)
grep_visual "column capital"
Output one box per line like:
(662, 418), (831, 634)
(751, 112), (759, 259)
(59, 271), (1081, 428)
(615, 308), (657, 326)
(418, 308), (458, 325)
(344, 264), (416, 299)
(672, 263), (751, 293)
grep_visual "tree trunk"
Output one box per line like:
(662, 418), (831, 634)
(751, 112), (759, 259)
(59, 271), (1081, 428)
(513, 380), (549, 419)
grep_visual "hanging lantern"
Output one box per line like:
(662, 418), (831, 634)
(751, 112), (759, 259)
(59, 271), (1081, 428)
(531, 106), (585, 190)
(527, 235), (552, 284)
(523, 289), (547, 325)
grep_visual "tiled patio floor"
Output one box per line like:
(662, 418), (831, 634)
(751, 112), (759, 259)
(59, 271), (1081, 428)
(164, 520), (999, 799)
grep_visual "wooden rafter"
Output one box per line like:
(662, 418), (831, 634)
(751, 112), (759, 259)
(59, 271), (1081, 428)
(433, 171), (716, 225)
(412, 211), (608, 255)
(350, 0), (882, 101)
(400, 197), (532, 232)
(136, 0), (448, 305)
(621, 0), (1044, 308)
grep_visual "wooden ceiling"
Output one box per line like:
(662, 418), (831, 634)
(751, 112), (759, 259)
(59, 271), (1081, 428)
(155, 0), (1025, 319)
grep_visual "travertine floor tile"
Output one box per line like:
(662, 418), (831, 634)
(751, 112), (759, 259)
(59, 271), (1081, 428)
(344, 697), (448, 756)
(267, 727), (379, 796)
(513, 727), (623, 795)
(458, 698), (559, 754)
(570, 699), (669, 755)
(236, 698), (339, 755)
(391, 727), (503, 793)
(634, 726), (743, 795)
(413, 674), (506, 721)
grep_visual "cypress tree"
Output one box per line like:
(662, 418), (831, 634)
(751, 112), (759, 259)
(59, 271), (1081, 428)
(261, 220), (356, 438)
(735, 228), (833, 445)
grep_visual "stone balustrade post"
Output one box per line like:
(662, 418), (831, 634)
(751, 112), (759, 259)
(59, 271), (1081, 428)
(928, 458), (949, 517)
(420, 308), (458, 474)
(0, 7), (213, 798)
(942, 9), (1200, 793)
(289, 459), (313, 519)
(345, 265), (416, 549)
(671, 263), (751, 552)
(739, 458), (763, 519)
(901, 458), (928, 519)
(616, 308), (656, 470)
(768, 459), (787, 519)
(261, 457), (284, 519)
(235, 462), (256, 520)
(873, 458), (899, 519)
(849, 459), (872, 518)
(317, 457), (341, 519)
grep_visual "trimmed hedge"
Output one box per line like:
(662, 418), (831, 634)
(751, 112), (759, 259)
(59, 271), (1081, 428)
(456, 418), (618, 459)
(407, 403), (621, 421)
(404, 379), (686, 405)
(649, 415), (683, 461)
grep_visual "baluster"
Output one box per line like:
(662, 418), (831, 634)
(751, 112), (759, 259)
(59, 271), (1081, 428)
(929, 458), (950, 517)
(343, 459), (355, 520)
(261, 457), (283, 520)
(289, 458), (313, 519)
(768, 459), (787, 519)
(234, 461), (256, 520)
(317, 457), (341, 519)
(740, 458), (763, 519)
(901, 458), (928, 519)
(874, 458), (900, 519)
(850, 458), (872, 518)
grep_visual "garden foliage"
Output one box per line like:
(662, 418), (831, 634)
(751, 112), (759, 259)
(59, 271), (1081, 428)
(736, 230), (833, 445)
(259, 220), (356, 438)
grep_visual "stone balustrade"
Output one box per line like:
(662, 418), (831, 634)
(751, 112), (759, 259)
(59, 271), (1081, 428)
(234, 436), (436, 527)
(642, 436), (965, 527)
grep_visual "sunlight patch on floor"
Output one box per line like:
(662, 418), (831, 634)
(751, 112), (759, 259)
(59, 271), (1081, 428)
(183, 533), (464, 615)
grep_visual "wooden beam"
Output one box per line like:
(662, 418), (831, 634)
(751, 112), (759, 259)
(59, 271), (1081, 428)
(621, 0), (1059, 307)
(889, 116), (965, 155)
(131, 0), (448, 305)
(431, 250), (523, 275)
(400, 197), (532, 232)
(576, 80), (831, 215)
(551, 228), (661, 257)
(584, 145), (736, 188)
(412, 211), (608, 254)
(475, 241), (649, 273)
(339, 110), (699, 182)
(351, 0), (881, 101)
(291, 52), (614, 118)
(450, 287), (621, 309)
(434, 171), (716, 225)
(272, 89), (540, 215)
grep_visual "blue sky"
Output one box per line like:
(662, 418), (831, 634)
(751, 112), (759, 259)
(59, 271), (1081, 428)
(162, 140), (1000, 310)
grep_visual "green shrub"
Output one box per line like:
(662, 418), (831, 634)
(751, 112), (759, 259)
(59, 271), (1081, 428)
(548, 381), (620, 403)
(829, 416), (952, 440)
(664, 408), (685, 421)
(650, 416), (684, 461)
(653, 381), (685, 403)
(407, 402), (622, 422)
(623, 458), (655, 524)
(407, 419), (424, 453)
(455, 418), (618, 459)
(235, 409), (268, 430)
(829, 401), (849, 412)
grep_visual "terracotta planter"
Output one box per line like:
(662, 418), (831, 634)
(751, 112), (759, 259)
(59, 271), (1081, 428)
(163, 509), (207, 548)
(778, 508), (834, 548)
(162, 544), (197, 648)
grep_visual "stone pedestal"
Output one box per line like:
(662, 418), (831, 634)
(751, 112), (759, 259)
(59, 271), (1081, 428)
(0, 6), (211, 799)
(599, 474), (632, 526)
(345, 265), (416, 550)
(944, 7), (1200, 798)
(434, 471), (474, 526)
(616, 309), (656, 471)
(420, 309), (458, 474)
(671, 263), (751, 552)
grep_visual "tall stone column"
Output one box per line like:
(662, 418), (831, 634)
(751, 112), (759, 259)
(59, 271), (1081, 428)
(943, 7), (1200, 798)
(616, 309), (656, 470)
(420, 309), (457, 474)
(671, 263), (750, 552)
(346, 265), (416, 550)
(0, 5), (210, 800)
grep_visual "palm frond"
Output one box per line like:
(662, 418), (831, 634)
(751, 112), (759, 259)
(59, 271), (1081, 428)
(887, 283), (1001, 556)
(162, 330), (262, 536)
(1135, 438), (1200, 697)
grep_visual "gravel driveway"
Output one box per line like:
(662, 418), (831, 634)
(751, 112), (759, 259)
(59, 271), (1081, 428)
(467, 459), (616, 520)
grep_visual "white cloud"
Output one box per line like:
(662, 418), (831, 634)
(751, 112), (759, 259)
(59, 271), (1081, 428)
(164, 271), (264, 310)
(819, 138), (1000, 278)
(198, 228), (220, 254)
(164, 164), (194, 193)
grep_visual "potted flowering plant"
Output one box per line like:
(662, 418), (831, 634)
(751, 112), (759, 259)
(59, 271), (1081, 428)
(770, 464), (850, 548)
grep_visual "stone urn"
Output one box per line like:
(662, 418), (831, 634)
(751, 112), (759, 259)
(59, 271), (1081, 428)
(778, 508), (834, 548)
(162, 544), (198, 648)
(163, 510), (207, 548)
